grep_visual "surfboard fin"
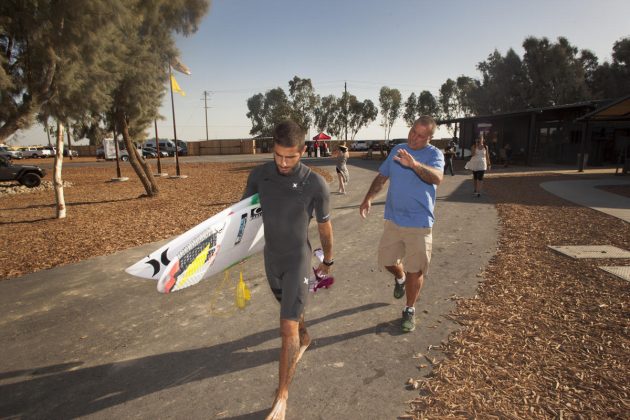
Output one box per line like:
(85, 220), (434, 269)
(235, 271), (251, 309)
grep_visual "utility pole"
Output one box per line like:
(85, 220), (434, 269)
(202, 90), (212, 141)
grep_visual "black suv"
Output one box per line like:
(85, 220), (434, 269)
(0, 156), (47, 187)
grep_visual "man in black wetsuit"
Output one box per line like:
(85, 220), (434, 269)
(242, 120), (334, 420)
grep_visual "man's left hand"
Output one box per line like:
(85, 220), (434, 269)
(393, 148), (416, 168)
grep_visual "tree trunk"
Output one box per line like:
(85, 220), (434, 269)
(45, 122), (52, 147)
(116, 111), (159, 197)
(66, 129), (73, 160)
(54, 122), (66, 219)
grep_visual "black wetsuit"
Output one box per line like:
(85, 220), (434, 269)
(243, 161), (330, 320)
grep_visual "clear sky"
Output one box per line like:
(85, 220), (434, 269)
(12, 0), (630, 145)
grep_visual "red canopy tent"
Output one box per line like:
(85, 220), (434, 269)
(312, 132), (331, 140)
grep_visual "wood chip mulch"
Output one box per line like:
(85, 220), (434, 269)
(0, 161), (332, 280)
(406, 172), (630, 419)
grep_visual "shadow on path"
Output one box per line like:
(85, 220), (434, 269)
(1, 303), (389, 419)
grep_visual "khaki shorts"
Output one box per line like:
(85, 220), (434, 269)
(377, 220), (433, 274)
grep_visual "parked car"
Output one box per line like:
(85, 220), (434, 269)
(0, 146), (23, 160)
(144, 139), (183, 156)
(63, 148), (79, 157)
(97, 142), (142, 161)
(35, 147), (53, 158)
(142, 148), (158, 158)
(350, 141), (369, 151)
(96, 146), (129, 161)
(20, 147), (40, 158)
(175, 140), (188, 156)
(0, 155), (46, 187)
(143, 146), (168, 157)
(387, 139), (407, 149)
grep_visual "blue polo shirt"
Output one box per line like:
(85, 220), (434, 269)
(379, 143), (444, 228)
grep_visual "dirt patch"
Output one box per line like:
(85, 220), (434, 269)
(407, 173), (630, 419)
(0, 161), (332, 280)
(596, 184), (630, 199)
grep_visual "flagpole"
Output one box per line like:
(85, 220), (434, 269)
(169, 64), (182, 177)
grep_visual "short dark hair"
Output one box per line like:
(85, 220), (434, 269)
(273, 120), (305, 149)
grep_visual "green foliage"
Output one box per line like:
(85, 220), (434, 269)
(246, 88), (292, 137)
(348, 98), (377, 140)
(439, 35), (630, 120)
(288, 76), (318, 132)
(378, 86), (402, 140)
(417, 91), (439, 120)
(0, 0), (210, 144)
(314, 95), (339, 135)
(476, 48), (529, 113)
(522, 36), (588, 107)
(590, 38), (630, 98)
(0, 0), (126, 140)
(403, 93), (417, 127)
(439, 79), (457, 122)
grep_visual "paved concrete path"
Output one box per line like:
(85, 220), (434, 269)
(0, 159), (498, 419)
(541, 178), (630, 223)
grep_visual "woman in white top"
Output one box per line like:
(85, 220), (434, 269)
(333, 143), (350, 194)
(466, 134), (491, 196)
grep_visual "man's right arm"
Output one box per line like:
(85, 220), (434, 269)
(359, 174), (388, 219)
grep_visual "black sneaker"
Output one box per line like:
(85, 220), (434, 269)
(401, 307), (416, 332)
(393, 278), (405, 299)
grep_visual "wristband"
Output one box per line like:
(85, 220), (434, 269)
(323, 259), (334, 266)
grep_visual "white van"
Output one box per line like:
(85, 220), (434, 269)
(144, 139), (180, 156)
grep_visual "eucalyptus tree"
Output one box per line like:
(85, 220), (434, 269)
(591, 37), (630, 98)
(313, 94), (339, 135)
(288, 76), (318, 132)
(475, 48), (529, 113)
(403, 93), (418, 127)
(404, 91), (439, 127)
(417, 90), (440, 120)
(246, 88), (292, 137)
(109, 0), (210, 197)
(0, 0), (125, 150)
(378, 86), (402, 141)
(348, 97), (377, 140)
(438, 79), (457, 133)
(3, 0), (130, 218)
(522, 36), (589, 107)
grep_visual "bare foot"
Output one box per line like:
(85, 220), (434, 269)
(265, 396), (287, 420)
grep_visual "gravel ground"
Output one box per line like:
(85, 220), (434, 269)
(406, 172), (630, 419)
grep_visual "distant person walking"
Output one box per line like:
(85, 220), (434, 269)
(359, 116), (444, 333)
(504, 143), (512, 167)
(333, 143), (350, 194)
(465, 134), (491, 197)
(443, 142), (456, 176)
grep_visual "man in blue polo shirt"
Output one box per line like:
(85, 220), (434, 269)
(359, 115), (444, 332)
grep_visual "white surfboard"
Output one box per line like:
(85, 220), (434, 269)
(125, 194), (264, 293)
